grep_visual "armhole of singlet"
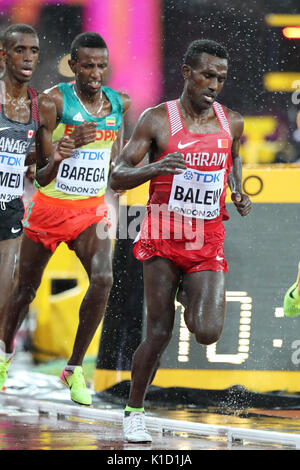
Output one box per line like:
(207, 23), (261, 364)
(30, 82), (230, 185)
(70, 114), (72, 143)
(165, 100), (184, 137)
(28, 86), (40, 127)
(103, 86), (123, 121)
(212, 101), (231, 136)
(219, 103), (232, 134)
(0, 83), (3, 114)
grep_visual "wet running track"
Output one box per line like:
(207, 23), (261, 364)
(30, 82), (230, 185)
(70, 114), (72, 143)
(1, 357), (300, 456)
(1, 379), (300, 454)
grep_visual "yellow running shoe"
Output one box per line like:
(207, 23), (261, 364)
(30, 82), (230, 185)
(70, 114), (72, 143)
(284, 263), (300, 317)
(60, 366), (92, 406)
(0, 356), (11, 391)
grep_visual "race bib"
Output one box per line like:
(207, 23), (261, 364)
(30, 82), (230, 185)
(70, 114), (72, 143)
(55, 148), (111, 196)
(0, 152), (26, 202)
(168, 168), (225, 220)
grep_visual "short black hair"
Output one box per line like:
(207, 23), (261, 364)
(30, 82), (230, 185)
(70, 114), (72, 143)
(3, 24), (38, 48)
(70, 32), (107, 61)
(183, 39), (228, 67)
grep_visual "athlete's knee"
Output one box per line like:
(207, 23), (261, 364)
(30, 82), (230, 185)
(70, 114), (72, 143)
(15, 283), (37, 306)
(149, 325), (173, 349)
(194, 325), (223, 345)
(92, 271), (113, 292)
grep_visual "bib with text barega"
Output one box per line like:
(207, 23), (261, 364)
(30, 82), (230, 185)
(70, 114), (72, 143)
(55, 147), (111, 197)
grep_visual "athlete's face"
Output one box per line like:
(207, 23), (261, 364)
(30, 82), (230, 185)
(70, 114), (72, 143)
(5, 32), (39, 82)
(0, 40), (5, 79)
(69, 47), (109, 95)
(182, 52), (228, 110)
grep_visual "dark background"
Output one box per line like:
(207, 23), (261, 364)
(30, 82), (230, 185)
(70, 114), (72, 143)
(162, 203), (300, 372)
(1, 0), (300, 131)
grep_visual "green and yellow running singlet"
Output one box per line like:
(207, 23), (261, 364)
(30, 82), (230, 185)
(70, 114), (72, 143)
(36, 82), (123, 200)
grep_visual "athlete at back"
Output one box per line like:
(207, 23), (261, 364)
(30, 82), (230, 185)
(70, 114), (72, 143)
(0, 33), (5, 79)
(283, 112), (300, 317)
(111, 39), (252, 442)
(0, 32), (130, 406)
(0, 23), (74, 367)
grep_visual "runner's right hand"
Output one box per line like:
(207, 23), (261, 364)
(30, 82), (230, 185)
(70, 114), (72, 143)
(154, 152), (187, 175)
(54, 136), (75, 162)
(71, 121), (97, 147)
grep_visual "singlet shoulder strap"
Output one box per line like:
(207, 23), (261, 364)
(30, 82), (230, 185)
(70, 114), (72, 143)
(0, 84), (3, 114)
(165, 100), (183, 136)
(28, 86), (40, 126)
(212, 101), (231, 136)
(102, 86), (123, 115)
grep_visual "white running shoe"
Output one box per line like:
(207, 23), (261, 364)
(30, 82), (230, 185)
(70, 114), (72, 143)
(123, 411), (152, 443)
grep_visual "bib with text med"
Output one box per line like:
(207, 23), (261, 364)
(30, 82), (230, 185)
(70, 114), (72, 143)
(0, 152), (26, 203)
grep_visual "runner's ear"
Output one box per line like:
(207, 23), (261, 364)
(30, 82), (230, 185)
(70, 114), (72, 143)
(68, 58), (77, 74)
(181, 64), (191, 79)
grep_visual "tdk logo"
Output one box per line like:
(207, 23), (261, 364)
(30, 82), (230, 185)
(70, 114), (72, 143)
(72, 150), (80, 159)
(194, 172), (222, 183)
(182, 170), (223, 184)
(0, 154), (23, 166)
(184, 170), (193, 180)
(72, 150), (105, 161)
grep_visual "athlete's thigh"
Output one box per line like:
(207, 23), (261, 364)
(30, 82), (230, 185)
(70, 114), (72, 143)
(72, 222), (112, 278)
(143, 256), (181, 329)
(182, 270), (226, 327)
(18, 234), (53, 289)
(0, 238), (21, 307)
(0, 237), (20, 277)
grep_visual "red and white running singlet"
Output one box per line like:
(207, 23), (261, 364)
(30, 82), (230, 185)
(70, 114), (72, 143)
(148, 100), (232, 227)
(133, 100), (233, 273)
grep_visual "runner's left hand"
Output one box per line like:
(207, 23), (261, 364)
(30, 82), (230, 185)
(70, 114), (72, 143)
(231, 192), (252, 216)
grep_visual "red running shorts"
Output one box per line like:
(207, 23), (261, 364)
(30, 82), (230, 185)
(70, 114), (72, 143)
(22, 191), (110, 252)
(133, 212), (227, 273)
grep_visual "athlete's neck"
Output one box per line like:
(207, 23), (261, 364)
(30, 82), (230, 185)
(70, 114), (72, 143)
(179, 94), (212, 122)
(2, 75), (29, 100)
(74, 82), (102, 104)
(73, 82), (105, 117)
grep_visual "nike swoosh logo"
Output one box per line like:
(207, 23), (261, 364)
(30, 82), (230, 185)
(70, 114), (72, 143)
(11, 227), (21, 233)
(178, 140), (202, 149)
(290, 286), (298, 299)
(216, 255), (223, 261)
(0, 127), (11, 131)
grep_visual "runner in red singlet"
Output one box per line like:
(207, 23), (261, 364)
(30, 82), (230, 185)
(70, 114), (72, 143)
(111, 39), (252, 443)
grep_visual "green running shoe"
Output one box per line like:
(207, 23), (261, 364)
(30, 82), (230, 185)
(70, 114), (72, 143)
(60, 366), (92, 406)
(0, 356), (11, 391)
(284, 263), (300, 317)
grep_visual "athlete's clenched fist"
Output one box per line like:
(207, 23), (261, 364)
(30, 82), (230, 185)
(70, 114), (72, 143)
(71, 121), (97, 147)
(154, 152), (187, 175)
(54, 135), (75, 162)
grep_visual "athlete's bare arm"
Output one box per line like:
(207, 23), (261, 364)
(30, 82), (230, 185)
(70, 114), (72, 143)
(226, 108), (252, 216)
(110, 105), (187, 191)
(34, 93), (75, 186)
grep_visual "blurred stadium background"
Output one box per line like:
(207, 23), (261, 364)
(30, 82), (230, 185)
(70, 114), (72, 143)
(2, 0), (300, 164)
